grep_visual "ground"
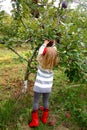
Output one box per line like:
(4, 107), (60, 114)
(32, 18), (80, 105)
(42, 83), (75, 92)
(0, 47), (87, 130)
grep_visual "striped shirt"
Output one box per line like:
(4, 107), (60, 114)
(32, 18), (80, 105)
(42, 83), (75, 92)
(33, 43), (56, 93)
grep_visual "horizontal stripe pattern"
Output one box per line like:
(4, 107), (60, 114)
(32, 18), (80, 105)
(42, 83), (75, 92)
(36, 73), (53, 81)
(34, 66), (53, 93)
(37, 72), (53, 79)
(38, 66), (53, 74)
(33, 86), (52, 93)
(36, 79), (53, 84)
(34, 81), (53, 88)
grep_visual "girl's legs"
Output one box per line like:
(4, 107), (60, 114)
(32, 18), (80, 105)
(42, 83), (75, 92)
(41, 93), (50, 124)
(33, 92), (41, 110)
(33, 92), (50, 110)
(29, 92), (41, 127)
(43, 93), (50, 109)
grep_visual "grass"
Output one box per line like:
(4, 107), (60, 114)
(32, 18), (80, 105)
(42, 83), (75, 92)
(0, 47), (87, 130)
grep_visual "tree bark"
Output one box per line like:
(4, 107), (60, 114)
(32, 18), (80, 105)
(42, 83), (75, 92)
(24, 47), (38, 81)
(8, 46), (28, 62)
(22, 47), (39, 93)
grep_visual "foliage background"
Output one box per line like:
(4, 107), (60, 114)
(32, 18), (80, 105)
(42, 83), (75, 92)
(0, 0), (87, 130)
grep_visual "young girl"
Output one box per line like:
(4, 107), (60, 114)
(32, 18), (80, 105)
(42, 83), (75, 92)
(29, 40), (59, 127)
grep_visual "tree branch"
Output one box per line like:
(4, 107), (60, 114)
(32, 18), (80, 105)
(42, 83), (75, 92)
(24, 46), (38, 81)
(8, 46), (28, 62)
(20, 17), (28, 30)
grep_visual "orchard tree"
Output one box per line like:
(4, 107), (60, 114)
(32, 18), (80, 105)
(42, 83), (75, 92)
(0, 0), (87, 92)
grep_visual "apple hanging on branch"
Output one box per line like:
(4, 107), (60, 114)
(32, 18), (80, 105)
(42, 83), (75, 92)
(33, 0), (38, 4)
(62, 1), (67, 9)
(31, 9), (39, 18)
(31, 0), (39, 18)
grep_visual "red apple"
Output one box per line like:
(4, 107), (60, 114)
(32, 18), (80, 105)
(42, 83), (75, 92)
(34, 0), (38, 4)
(65, 112), (71, 118)
(48, 120), (55, 126)
(39, 106), (44, 111)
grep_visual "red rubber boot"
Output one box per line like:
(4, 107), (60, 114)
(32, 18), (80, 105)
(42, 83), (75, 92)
(29, 110), (39, 127)
(41, 108), (49, 124)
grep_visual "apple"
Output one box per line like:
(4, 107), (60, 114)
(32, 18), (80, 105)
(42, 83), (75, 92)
(65, 112), (71, 118)
(62, 1), (67, 9)
(39, 106), (44, 111)
(48, 120), (55, 126)
(34, 0), (38, 4)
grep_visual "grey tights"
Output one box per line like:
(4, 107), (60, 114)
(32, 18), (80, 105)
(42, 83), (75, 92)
(33, 92), (50, 110)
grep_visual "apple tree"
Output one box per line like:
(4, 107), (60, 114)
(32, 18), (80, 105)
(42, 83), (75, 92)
(0, 0), (87, 91)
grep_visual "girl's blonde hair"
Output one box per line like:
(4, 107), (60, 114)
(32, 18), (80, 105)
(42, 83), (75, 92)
(37, 47), (59, 70)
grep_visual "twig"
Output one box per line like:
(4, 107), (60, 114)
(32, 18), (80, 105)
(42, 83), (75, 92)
(69, 84), (81, 87)
(8, 46), (28, 62)
(20, 17), (28, 30)
(24, 46), (38, 81)
(0, 86), (12, 92)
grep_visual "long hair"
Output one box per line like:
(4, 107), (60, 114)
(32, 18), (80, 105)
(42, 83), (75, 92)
(37, 47), (59, 70)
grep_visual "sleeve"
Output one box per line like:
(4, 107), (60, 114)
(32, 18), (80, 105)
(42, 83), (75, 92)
(38, 44), (47, 55)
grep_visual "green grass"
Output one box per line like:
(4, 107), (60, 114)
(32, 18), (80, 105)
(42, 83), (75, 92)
(0, 47), (87, 130)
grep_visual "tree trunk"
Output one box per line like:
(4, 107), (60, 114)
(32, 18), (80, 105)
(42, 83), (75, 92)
(22, 47), (38, 93)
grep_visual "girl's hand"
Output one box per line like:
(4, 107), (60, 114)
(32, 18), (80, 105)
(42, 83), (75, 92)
(44, 40), (49, 45)
(53, 40), (55, 44)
